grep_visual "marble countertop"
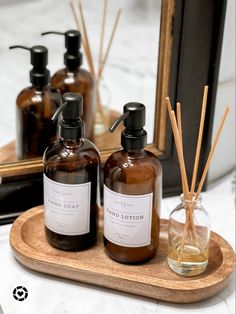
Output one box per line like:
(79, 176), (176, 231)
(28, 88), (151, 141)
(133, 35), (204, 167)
(0, 171), (235, 314)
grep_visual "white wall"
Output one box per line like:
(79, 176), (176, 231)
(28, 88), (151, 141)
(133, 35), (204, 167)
(208, 0), (236, 182)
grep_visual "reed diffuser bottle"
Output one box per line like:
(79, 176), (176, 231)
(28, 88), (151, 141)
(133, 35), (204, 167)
(168, 194), (210, 276)
(103, 103), (162, 264)
(43, 93), (100, 251)
(165, 87), (229, 277)
(41, 30), (95, 140)
(9, 45), (61, 160)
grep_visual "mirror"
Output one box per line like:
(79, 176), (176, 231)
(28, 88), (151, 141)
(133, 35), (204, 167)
(0, 0), (165, 171)
(1, 0), (226, 215)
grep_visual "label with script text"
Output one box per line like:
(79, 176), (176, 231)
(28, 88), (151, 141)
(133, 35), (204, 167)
(44, 174), (91, 236)
(104, 185), (153, 247)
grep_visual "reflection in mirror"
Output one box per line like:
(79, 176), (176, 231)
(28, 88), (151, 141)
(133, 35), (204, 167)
(0, 0), (161, 165)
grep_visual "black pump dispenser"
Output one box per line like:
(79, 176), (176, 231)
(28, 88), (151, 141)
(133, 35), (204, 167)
(41, 30), (82, 70)
(109, 102), (147, 150)
(52, 93), (84, 140)
(9, 45), (49, 86)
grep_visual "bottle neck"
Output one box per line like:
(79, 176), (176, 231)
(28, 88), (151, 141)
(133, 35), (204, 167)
(64, 51), (82, 71)
(123, 148), (145, 157)
(66, 65), (80, 73)
(30, 68), (50, 87)
(62, 138), (82, 148)
(33, 84), (48, 91)
(121, 128), (147, 151)
(180, 193), (202, 207)
(59, 120), (84, 140)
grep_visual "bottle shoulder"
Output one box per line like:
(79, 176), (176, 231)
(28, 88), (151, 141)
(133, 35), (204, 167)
(51, 67), (94, 87)
(105, 149), (162, 170)
(104, 149), (162, 181)
(16, 85), (60, 108)
(16, 86), (33, 103)
(44, 139), (100, 163)
(77, 68), (93, 81)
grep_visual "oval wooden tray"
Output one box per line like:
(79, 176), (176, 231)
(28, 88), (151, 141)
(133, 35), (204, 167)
(10, 206), (235, 303)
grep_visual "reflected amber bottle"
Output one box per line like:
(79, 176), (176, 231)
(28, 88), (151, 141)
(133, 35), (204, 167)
(50, 68), (95, 139)
(44, 30), (95, 140)
(9, 44), (61, 160)
(16, 86), (60, 159)
(103, 102), (162, 264)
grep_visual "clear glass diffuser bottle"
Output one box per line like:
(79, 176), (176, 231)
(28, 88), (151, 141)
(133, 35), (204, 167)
(167, 194), (210, 276)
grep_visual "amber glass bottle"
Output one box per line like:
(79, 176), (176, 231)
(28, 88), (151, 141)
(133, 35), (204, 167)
(42, 30), (95, 140)
(43, 93), (100, 251)
(10, 45), (61, 160)
(104, 103), (162, 264)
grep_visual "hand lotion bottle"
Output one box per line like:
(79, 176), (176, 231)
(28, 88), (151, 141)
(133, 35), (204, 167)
(43, 93), (100, 251)
(9, 45), (61, 160)
(41, 30), (95, 140)
(104, 103), (162, 264)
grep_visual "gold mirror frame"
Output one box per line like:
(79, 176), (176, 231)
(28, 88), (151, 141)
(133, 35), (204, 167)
(0, 0), (175, 179)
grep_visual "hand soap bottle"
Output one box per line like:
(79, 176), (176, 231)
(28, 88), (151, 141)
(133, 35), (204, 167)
(9, 45), (61, 160)
(103, 103), (162, 264)
(41, 30), (95, 140)
(43, 93), (100, 251)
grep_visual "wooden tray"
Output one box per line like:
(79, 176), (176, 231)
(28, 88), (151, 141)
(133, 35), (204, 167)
(10, 206), (235, 304)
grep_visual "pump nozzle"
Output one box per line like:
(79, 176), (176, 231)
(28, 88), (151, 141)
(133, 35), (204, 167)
(41, 31), (64, 36)
(109, 112), (129, 133)
(9, 45), (49, 86)
(109, 102), (147, 150)
(51, 102), (68, 122)
(53, 93), (84, 140)
(41, 30), (82, 70)
(9, 45), (31, 51)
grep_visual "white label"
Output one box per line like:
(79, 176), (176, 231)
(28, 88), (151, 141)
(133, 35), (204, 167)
(104, 185), (153, 247)
(44, 174), (91, 236)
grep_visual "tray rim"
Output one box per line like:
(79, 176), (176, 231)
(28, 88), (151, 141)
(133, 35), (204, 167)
(10, 205), (236, 302)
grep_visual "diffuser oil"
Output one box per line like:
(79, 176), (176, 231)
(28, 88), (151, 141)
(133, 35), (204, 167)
(167, 234), (209, 276)
(167, 194), (210, 276)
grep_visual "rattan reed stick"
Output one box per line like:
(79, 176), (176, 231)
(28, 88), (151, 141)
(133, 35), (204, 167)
(190, 86), (208, 199)
(98, 0), (108, 75)
(169, 110), (190, 199)
(97, 9), (122, 81)
(176, 102), (183, 147)
(76, 0), (105, 117)
(69, 0), (80, 30)
(195, 106), (230, 199)
(166, 98), (197, 248)
(175, 101), (196, 242)
(170, 110), (197, 240)
(69, 1), (122, 129)
(78, 0), (95, 78)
